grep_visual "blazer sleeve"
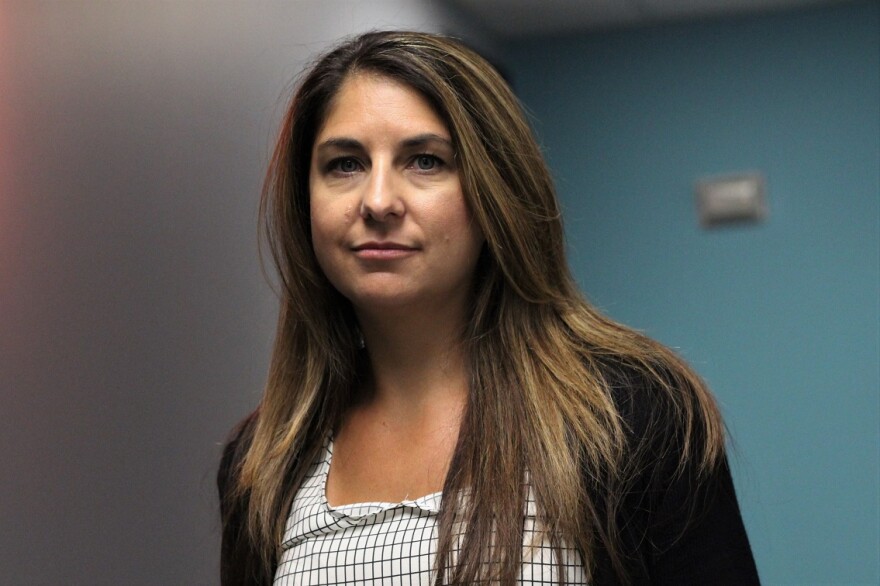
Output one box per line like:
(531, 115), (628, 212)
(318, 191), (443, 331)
(646, 455), (759, 584)
(593, 367), (761, 586)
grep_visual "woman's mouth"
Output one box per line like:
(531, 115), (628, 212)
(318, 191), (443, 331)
(351, 241), (418, 260)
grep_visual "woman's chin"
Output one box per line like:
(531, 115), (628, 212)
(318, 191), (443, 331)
(348, 290), (424, 313)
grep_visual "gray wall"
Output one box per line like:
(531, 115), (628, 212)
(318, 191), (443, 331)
(0, 2), (490, 584)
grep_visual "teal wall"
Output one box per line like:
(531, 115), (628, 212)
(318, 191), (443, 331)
(507, 2), (879, 583)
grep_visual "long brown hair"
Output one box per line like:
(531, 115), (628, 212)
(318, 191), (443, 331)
(230, 30), (726, 584)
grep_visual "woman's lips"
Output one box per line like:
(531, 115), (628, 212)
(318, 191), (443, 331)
(351, 242), (418, 260)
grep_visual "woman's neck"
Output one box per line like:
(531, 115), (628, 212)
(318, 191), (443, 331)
(355, 304), (470, 415)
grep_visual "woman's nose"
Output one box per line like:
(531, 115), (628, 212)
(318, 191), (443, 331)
(360, 165), (404, 221)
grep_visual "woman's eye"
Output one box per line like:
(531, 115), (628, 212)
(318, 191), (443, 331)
(414, 155), (438, 171)
(331, 158), (360, 174)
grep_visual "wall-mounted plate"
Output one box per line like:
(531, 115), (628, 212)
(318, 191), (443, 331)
(695, 172), (767, 228)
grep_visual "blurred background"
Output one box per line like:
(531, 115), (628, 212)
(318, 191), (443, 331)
(0, 0), (876, 583)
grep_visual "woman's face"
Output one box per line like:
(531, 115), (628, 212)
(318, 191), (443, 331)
(309, 73), (484, 316)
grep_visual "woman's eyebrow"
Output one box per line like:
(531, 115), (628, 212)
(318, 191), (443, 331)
(314, 134), (453, 153)
(314, 137), (363, 152)
(400, 133), (453, 150)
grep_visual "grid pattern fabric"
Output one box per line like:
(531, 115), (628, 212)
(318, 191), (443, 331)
(273, 438), (587, 585)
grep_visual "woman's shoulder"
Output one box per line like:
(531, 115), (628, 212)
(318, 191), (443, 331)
(595, 352), (727, 504)
(596, 355), (701, 442)
(590, 356), (760, 584)
(218, 410), (259, 502)
(218, 410), (274, 586)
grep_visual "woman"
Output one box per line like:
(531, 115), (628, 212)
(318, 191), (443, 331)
(218, 30), (759, 585)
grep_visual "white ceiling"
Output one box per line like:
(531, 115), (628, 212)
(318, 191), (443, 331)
(447, 0), (854, 37)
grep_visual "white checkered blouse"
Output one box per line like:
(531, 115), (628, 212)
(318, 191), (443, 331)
(273, 438), (587, 585)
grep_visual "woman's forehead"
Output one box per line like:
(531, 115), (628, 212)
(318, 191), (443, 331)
(314, 73), (452, 145)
